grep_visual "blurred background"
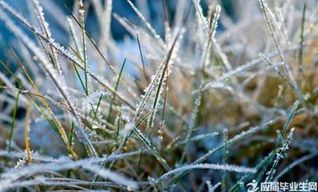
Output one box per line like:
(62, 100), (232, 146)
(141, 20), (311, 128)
(0, 0), (236, 70)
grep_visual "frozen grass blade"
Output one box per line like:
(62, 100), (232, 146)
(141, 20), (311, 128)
(207, 181), (221, 192)
(79, 0), (88, 95)
(263, 101), (299, 181)
(0, 149), (143, 165)
(280, 100), (299, 138)
(7, 91), (20, 152)
(147, 31), (181, 130)
(135, 30), (182, 122)
(67, 17), (82, 56)
(126, 0), (164, 45)
(31, 0), (61, 74)
(156, 163), (256, 183)
(259, 0), (285, 62)
(298, 2), (306, 77)
(24, 103), (32, 164)
(274, 152), (318, 181)
(107, 58), (127, 124)
(229, 152), (275, 192)
(179, 92), (201, 164)
(201, 5), (221, 72)
(222, 129), (229, 192)
(265, 127), (295, 181)
(171, 131), (219, 149)
(99, 0), (112, 53)
(64, 5), (116, 74)
(192, 0), (208, 29)
(259, 0), (306, 108)
(136, 35), (147, 79)
(0, 161), (139, 191)
(82, 164), (139, 190)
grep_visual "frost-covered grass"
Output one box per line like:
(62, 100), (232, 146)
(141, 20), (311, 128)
(0, 0), (317, 191)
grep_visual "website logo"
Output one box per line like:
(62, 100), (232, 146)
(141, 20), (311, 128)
(247, 180), (259, 192)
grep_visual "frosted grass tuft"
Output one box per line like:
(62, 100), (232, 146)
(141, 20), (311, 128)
(0, 0), (316, 191)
